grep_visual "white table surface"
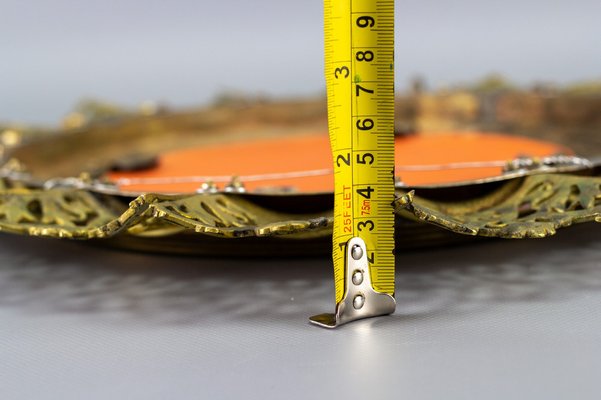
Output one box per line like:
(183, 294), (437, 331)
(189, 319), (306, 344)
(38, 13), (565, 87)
(1, 223), (600, 399)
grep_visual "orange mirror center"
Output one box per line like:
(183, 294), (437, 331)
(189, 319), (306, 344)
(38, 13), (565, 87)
(106, 132), (572, 193)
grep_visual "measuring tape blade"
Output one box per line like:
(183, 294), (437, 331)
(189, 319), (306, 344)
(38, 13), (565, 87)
(310, 0), (395, 328)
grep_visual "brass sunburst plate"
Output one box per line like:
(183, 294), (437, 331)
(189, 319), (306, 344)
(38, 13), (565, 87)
(1, 104), (600, 256)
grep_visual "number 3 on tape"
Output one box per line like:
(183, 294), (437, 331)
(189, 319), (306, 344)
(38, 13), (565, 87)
(310, 0), (396, 328)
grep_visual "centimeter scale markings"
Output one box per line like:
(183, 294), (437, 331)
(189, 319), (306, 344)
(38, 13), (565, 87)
(311, 0), (395, 327)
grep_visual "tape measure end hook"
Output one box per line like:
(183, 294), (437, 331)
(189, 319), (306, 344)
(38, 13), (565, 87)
(309, 237), (396, 329)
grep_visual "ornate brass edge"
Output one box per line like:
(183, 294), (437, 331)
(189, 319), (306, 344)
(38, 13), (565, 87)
(1, 173), (600, 242)
(395, 174), (601, 238)
(0, 187), (332, 240)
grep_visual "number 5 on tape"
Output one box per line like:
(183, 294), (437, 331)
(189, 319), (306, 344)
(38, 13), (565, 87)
(310, 0), (396, 328)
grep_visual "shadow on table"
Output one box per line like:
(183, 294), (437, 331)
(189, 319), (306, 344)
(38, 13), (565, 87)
(0, 223), (599, 326)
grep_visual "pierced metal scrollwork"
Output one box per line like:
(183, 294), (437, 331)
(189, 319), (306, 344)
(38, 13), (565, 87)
(0, 188), (333, 240)
(0, 172), (600, 248)
(395, 174), (601, 239)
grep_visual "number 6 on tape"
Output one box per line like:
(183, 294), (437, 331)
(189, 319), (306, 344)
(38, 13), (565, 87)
(310, 0), (396, 328)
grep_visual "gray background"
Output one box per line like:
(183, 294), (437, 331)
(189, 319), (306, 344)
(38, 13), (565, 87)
(2, 1), (601, 398)
(1, 223), (600, 399)
(2, 0), (601, 123)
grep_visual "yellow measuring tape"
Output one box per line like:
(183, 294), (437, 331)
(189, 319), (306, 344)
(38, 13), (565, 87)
(311, 0), (395, 328)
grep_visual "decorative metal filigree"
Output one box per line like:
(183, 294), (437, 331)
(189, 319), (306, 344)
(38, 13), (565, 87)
(0, 188), (118, 238)
(0, 172), (599, 250)
(0, 188), (332, 240)
(395, 174), (601, 238)
(3, 99), (600, 255)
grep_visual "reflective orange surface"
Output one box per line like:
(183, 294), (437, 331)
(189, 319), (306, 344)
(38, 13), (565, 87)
(107, 132), (572, 193)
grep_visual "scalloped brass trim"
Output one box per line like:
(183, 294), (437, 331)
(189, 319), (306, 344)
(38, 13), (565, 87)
(0, 189), (333, 240)
(395, 174), (601, 239)
(0, 174), (599, 246)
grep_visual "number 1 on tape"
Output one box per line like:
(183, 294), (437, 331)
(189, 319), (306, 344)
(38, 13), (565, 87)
(310, 0), (396, 328)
